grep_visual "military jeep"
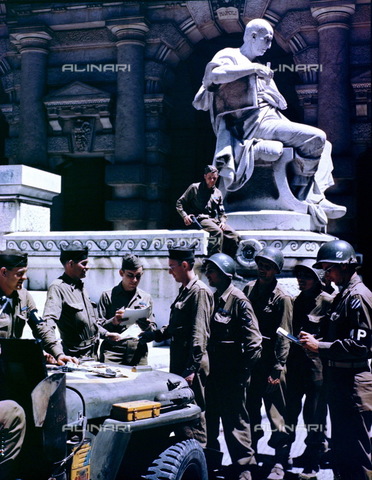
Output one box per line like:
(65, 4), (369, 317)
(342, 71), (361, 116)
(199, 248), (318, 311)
(0, 339), (208, 480)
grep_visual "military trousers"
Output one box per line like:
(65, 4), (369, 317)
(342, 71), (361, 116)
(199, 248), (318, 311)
(199, 218), (240, 258)
(205, 367), (256, 467)
(0, 400), (26, 480)
(247, 362), (289, 459)
(326, 367), (372, 480)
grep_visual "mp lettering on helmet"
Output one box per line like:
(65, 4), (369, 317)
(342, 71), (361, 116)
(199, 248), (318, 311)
(350, 328), (368, 342)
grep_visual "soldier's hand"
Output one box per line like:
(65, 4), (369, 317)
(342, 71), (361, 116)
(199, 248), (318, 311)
(266, 376), (280, 393)
(184, 372), (195, 386)
(299, 331), (319, 352)
(113, 308), (126, 325)
(44, 352), (58, 365)
(183, 215), (194, 226)
(106, 332), (121, 342)
(56, 354), (79, 366)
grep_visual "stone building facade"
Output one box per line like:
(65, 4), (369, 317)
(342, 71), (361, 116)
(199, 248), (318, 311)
(0, 1), (370, 245)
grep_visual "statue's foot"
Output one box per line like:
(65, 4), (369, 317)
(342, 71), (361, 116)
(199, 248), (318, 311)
(317, 198), (347, 219)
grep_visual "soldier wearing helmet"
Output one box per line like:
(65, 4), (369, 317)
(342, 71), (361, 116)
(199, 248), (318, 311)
(242, 246), (292, 480)
(300, 239), (372, 480)
(204, 253), (262, 480)
(284, 259), (334, 478)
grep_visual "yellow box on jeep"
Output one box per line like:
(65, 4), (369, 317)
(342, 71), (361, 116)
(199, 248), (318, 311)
(111, 399), (161, 421)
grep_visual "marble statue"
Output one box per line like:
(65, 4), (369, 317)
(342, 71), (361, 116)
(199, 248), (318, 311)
(193, 18), (346, 225)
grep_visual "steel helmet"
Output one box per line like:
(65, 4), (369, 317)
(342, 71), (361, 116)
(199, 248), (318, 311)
(205, 253), (236, 277)
(313, 240), (358, 268)
(293, 259), (323, 283)
(254, 246), (284, 273)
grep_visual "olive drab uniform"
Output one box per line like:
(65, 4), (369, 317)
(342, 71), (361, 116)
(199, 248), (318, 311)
(243, 279), (292, 457)
(0, 288), (64, 359)
(98, 283), (156, 365)
(176, 181), (240, 257)
(206, 284), (262, 469)
(0, 400), (26, 480)
(154, 276), (213, 445)
(318, 273), (372, 480)
(43, 273), (107, 358)
(285, 286), (334, 460)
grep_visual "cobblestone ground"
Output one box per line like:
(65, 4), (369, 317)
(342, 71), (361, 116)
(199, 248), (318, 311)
(217, 410), (334, 480)
(149, 345), (334, 480)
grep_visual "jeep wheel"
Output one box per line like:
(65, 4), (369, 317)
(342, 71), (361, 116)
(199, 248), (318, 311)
(144, 439), (208, 480)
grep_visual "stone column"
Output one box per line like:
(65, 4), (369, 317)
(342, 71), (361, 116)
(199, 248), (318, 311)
(311, 3), (356, 155)
(106, 18), (149, 229)
(145, 94), (172, 228)
(10, 28), (52, 168)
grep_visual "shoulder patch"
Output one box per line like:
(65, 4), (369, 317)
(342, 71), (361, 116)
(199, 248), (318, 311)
(350, 297), (362, 310)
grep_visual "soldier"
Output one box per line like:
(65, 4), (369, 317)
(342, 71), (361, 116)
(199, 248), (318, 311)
(300, 240), (372, 480)
(0, 249), (74, 364)
(285, 260), (334, 479)
(43, 246), (120, 359)
(98, 254), (156, 365)
(0, 400), (26, 480)
(140, 247), (213, 446)
(242, 246), (292, 480)
(204, 253), (262, 480)
(176, 165), (240, 257)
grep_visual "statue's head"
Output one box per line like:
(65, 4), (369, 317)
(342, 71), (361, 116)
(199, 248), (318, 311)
(243, 19), (273, 57)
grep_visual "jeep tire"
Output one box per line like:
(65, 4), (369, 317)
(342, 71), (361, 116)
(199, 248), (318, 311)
(144, 439), (208, 480)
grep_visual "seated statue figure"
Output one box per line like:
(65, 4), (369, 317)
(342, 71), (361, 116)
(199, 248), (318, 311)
(193, 18), (346, 225)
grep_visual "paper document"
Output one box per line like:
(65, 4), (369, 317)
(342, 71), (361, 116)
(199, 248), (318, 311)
(118, 323), (142, 340)
(119, 305), (151, 326)
(276, 327), (302, 345)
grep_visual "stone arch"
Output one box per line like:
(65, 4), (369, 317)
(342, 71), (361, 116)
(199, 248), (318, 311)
(144, 4), (318, 93)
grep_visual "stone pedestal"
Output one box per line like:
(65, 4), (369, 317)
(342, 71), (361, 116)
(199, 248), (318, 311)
(0, 165), (61, 236)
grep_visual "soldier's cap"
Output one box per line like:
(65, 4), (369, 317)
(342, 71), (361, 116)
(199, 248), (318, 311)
(60, 245), (89, 264)
(121, 253), (143, 271)
(0, 250), (28, 269)
(168, 247), (195, 262)
(204, 165), (218, 175)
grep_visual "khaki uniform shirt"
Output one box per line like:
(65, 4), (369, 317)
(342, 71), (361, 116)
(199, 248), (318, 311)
(98, 284), (156, 363)
(176, 181), (227, 223)
(43, 273), (106, 356)
(0, 288), (64, 358)
(98, 283), (154, 329)
(318, 273), (372, 363)
(210, 283), (262, 373)
(243, 279), (292, 372)
(156, 276), (213, 378)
